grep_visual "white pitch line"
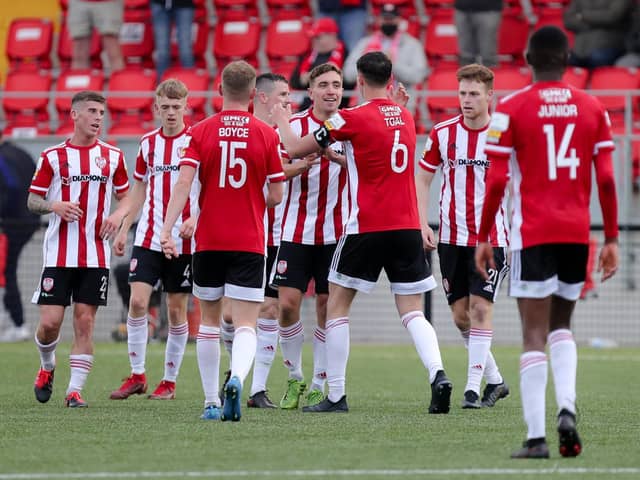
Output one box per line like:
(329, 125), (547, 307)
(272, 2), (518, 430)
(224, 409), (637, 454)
(1, 468), (640, 479)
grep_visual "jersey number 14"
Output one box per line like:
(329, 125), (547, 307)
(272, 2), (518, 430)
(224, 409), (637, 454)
(543, 123), (579, 180)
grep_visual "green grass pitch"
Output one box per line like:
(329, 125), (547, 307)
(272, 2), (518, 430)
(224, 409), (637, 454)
(1, 342), (639, 480)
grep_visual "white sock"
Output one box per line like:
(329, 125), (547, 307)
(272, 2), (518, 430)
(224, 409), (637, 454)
(35, 334), (59, 371)
(325, 317), (349, 402)
(279, 321), (304, 381)
(462, 328), (503, 385)
(402, 311), (443, 383)
(466, 328), (493, 395)
(250, 318), (278, 395)
(549, 328), (577, 415)
(67, 354), (93, 394)
(127, 315), (148, 375)
(311, 327), (327, 392)
(221, 320), (235, 362)
(196, 325), (221, 407)
(520, 351), (548, 440)
(164, 322), (189, 382)
(231, 326), (257, 385)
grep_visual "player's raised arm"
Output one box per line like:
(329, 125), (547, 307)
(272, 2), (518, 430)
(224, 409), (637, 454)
(271, 103), (327, 158)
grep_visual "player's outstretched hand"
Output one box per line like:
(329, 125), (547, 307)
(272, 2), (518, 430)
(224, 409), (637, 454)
(179, 216), (196, 239)
(474, 242), (495, 280)
(598, 240), (619, 282)
(324, 148), (346, 167)
(160, 230), (178, 259)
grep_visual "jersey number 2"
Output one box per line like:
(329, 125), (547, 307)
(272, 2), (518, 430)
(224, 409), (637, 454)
(219, 141), (247, 188)
(543, 124), (579, 180)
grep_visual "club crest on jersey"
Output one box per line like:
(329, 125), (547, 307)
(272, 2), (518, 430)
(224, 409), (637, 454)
(129, 258), (138, 272)
(94, 156), (107, 169)
(178, 147), (187, 158)
(42, 277), (54, 292)
(277, 260), (287, 274)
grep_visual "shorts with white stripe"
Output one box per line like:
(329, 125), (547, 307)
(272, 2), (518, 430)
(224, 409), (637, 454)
(328, 230), (437, 295)
(509, 244), (588, 300)
(192, 251), (265, 303)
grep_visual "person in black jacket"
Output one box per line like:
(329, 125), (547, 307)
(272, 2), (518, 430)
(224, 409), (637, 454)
(0, 134), (40, 342)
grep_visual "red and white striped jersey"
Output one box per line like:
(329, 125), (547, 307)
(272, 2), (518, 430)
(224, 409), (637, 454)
(420, 115), (509, 247)
(265, 201), (285, 247)
(324, 99), (420, 234)
(133, 127), (200, 254)
(29, 139), (129, 268)
(280, 109), (349, 245)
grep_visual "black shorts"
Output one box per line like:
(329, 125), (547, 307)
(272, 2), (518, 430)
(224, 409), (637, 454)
(271, 241), (336, 294)
(329, 230), (437, 295)
(128, 246), (193, 293)
(437, 243), (508, 305)
(32, 267), (110, 306)
(264, 245), (278, 299)
(510, 243), (589, 300)
(192, 250), (265, 302)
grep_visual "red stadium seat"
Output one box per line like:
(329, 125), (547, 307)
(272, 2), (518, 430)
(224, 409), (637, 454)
(120, 9), (155, 69)
(265, 0), (312, 17)
(562, 66), (589, 89)
(497, 13), (529, 64)
(423, 0), (454, 14)
(5, 18), (54, 71)
(170, 15), (209, 69)
(213, 0), (259, 17)
(493, 66), (532, 97)
(425, 67), (460, 125)
(266, 12), (312, 68)
(54, 69), (105, 135)
(107, 68), (156, 135)
(589, 66), (640, 130)
(161, 67), (211, 123)
(213, 12), (261, 67)
(532, 0), (569, 7)
(424, 10), (458, 68)
(58, 22), (102, 70)
(2, 70), (52, 137)
(124, 0), (149, 9)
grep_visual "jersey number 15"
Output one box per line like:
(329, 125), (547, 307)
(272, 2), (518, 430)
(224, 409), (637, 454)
(219, 140), (247, 188)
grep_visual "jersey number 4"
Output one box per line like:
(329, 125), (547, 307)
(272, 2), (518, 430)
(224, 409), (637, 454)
(219, 141), (247, 188)
(543, 123), (579, 180)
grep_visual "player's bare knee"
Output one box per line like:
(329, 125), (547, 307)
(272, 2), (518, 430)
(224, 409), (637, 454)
(129, 293), (150, 318)
(469, 300), (492, 328)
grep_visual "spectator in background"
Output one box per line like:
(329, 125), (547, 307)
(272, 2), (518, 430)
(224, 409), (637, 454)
(68, 0), (125, 71)
(455, 0), (537, 68)
(615, 3), (640, 67)
(343, 4), (428, 88)
(564, 0), (633, 69)
(317, 0), (367, 54)
(290, 18), (354, 110)
(0, 134), (40, 343)
(151, 0), (195, 80)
